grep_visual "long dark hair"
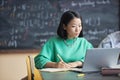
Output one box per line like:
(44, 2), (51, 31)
(57, 10), (83, 39)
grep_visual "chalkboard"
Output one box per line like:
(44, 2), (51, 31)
(0, 0), (119, 49)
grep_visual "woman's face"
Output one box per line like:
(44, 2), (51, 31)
(64, 17), (82, 39)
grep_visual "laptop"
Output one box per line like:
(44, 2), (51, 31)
(81, 48), (120, 72)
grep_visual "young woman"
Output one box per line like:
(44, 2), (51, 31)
(34, 10), (93, 69)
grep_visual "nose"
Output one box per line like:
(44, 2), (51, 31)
(75, 26), (79, 32)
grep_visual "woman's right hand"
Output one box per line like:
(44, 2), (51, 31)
(55, 61), (71, 68)
(44, 61), (71, 68)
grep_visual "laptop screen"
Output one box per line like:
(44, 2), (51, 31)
(82, 48), (120, 72)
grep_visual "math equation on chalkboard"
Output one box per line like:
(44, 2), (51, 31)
(0, 0), (119, 49)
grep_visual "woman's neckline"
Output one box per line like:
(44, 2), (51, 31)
(63, 37), (77, 47)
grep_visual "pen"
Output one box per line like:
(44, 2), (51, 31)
(57, 54), (64, 62)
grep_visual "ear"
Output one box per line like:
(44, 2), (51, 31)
(63, 24), (66, 30)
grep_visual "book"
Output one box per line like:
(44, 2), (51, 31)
(101, 67), (120, 75)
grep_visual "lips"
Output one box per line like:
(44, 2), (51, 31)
(75, 33), (79, 36)
(75, 33), (79, 35)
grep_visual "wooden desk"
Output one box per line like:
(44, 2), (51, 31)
(40, 71), (120, 80)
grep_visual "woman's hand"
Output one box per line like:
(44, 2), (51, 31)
(44, 61), (83, 68)
(55, 61), (71, 68)
(68, 61), (83, 68)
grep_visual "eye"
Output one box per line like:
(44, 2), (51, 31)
(71, 24), (77, 27)
(72, 25), (76, 27)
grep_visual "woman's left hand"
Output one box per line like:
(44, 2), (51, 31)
(68, 61), (83, 68)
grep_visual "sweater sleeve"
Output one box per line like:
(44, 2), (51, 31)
(34, 38), (54, 69)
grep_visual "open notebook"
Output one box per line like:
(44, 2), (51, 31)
(40, 48), (120, 72)
(40, 68), (82, 72)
